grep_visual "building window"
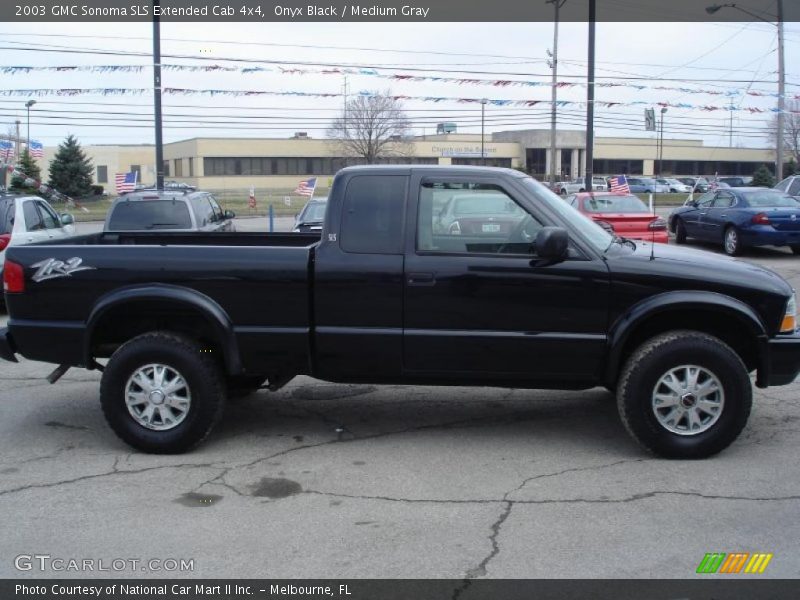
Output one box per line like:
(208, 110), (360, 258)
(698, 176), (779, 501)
(560, 149), (572, 178)
(174, 159), (183, 177)
(96, 165), (108, 183)
(188, 157), (194, 177)
(130, 165), (141, 179)
(201, 156), (440, 177)
(163, 160), (170, 177)
(451, 158), (512, 168)
(593, 159), (644, 176)
(526, 149), (547, 177)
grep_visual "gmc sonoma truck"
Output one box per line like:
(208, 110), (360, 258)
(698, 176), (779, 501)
(1, 166), (799, 458)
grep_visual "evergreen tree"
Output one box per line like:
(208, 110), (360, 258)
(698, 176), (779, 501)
(751, 164), (775, 188)
(48, 134), (94, 198)
(10, 149), (42, 193)
(785, 159), (798, 177)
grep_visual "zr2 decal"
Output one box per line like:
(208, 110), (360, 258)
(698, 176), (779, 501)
(30, 257), (95, 283)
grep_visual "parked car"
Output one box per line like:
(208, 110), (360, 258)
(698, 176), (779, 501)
(2, 166), (800, 459)
(566, 192), (668, 243)
(657, 178), (692, 193)
(718, 176), (753, 187)
(0, 193), (74, 279)
(626, 178), (669, 194)
(678, 177), (710, 193)
(669, 187), (800, 256)
(434, 192), (526, 236)
(554, 178), (588, 195)
(591, 176), (608, 192)
(104, 190), (235, 232)
(292, 197), (328, 233)
(775, 175), (800, 199)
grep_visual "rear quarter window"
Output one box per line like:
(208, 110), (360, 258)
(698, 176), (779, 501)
(340, 175), (406, 254)
(107, 200), (193, 230)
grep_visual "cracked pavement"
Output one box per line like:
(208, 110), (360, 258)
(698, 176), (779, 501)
(0, 245), (799, 579)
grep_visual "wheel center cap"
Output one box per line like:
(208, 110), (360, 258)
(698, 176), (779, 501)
(149, 390), (166, 405)
(681, 393), (697, 408)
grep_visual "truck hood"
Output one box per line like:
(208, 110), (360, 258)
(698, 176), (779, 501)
(606, 239), (793, 297)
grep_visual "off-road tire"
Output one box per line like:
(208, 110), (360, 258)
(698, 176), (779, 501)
(100, 331), (226, 454)
(617, 330), (751, 459)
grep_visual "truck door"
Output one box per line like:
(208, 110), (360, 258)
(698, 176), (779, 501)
(403, 174), (609, 384)
(313, 173), (408, 380)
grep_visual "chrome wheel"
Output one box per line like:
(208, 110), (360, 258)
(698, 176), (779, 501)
(125, 363), (191, 431)
(651, 365), (724, 436)
(724, 228), (738, 255)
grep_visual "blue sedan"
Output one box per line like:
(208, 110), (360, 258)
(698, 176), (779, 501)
(668, 188), (800, 256)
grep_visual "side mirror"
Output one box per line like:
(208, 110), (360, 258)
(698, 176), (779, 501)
(60, 213), (75, 226)
(224, 210), (235, 219)
(535, 226), (569, 261)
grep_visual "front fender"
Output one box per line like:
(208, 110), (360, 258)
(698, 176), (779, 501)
(85, 284), (242, 374)
(605, 290), (768, 384)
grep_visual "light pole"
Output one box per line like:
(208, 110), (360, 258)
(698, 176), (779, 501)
(659, 107), (667, 177)
(546, 0), (567, 187)
(480, 98), (488, 166)
(584, 0), (596, 192)
(25, 99), (36, 148)
(706, 2), (785, 180)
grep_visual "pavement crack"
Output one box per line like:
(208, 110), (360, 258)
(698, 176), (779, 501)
(0, 462), (222, 498)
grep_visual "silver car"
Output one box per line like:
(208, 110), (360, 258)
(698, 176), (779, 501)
(104, 190), (235, 232)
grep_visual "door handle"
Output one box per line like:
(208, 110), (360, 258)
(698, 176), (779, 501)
(720, 214), (727, 218)
(407, 272), (436, 286)
(699, 212), (707, 216)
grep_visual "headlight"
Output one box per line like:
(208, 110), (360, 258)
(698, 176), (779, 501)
(780, 292), (797, 333)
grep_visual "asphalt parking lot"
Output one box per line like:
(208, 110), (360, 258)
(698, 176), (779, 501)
(0, 235), (799, 580)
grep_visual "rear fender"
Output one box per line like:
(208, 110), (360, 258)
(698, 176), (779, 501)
(85, 284), (242, 374)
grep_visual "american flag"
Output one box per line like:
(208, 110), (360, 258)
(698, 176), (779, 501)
(609, 174), (631, 194)
(293, 177), (317, 197)
(0, 140), (15, 162)
(115, 171), (137, 194)
(28, 140), (44, 159)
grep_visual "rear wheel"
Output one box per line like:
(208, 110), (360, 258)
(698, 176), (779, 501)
(790, 245), (800, 255)
(674, 218), (687, 244)
(100, 332), (226, 454)
(617, 330), (751, 459)
(723, 226), (742, 256)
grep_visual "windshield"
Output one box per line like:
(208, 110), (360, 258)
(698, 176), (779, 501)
(582, 195), (649, 213)
(453, 194), (515, 215)
(107, 200), (193, 230)
(743, 191), (800, 208)
(301, 202), (327, 222)
(519, 177), (612, 252)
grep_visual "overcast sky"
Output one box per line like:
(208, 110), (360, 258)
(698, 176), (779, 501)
(0, 19), (797, 149)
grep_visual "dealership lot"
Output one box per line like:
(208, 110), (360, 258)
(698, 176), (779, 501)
(0, 242), (798, 579)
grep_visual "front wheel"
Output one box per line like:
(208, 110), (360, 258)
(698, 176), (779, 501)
(617, 330), (751, 459)
(724, 226), (742, 256)
(100, 332), (226, 454)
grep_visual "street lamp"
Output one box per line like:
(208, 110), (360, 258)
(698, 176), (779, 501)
(480, 98), (488, 166)
(24, 99), (36, 148)
(706, 2), (785, 180)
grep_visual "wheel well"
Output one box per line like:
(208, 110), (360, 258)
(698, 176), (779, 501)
(89, 300), (226, 365)
(612, 310), (759, 385)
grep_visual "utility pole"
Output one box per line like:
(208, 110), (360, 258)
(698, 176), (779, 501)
(546, 0), (566, 187)
(14, 120), (21, 159)
(152, 1), (164, 190)
(481, 98), (488, 165)
(729, 100), (734, 148)
(777, 0), (785, 180)
(584, 0), (596, 192)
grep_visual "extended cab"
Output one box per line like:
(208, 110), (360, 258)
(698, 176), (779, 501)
(1, 166), (799, 458)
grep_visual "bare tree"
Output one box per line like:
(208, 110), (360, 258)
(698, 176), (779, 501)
(328, 91), (413, 163)
(767, 100), (800, 165)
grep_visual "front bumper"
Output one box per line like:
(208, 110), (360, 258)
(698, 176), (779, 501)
(0, 328), (18, 363)
(760, 332), (800, 387)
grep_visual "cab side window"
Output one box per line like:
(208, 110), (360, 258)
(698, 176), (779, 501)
(712, 193), (735, 208)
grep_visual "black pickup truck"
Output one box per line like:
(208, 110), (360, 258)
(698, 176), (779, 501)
(1, 166), (799, 458)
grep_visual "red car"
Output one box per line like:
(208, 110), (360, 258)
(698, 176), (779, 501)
(565, 192), (668, 243)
